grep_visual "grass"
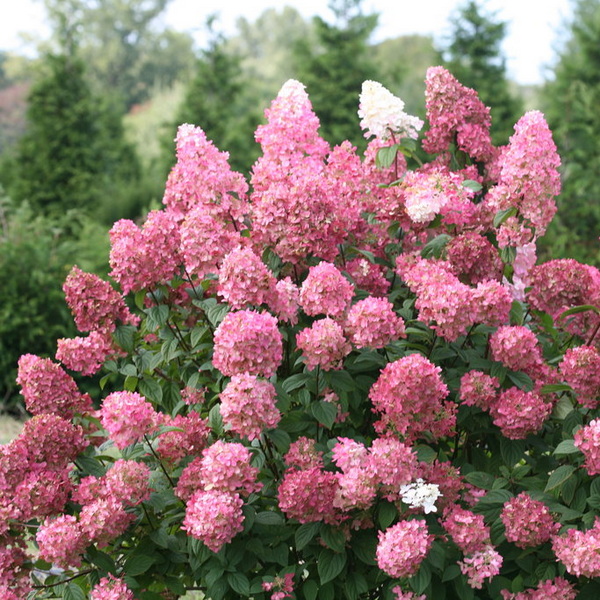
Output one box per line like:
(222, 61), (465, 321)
(0, 413), (24, 444)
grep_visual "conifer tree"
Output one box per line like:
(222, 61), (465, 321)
(442, 0), (523, 145)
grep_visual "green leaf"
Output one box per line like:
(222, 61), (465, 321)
(295, 522), (321, 551)
(376, 144), (399, 169)
(303, 579), (319, 600)
(124, 554), (155, 576)
(318, 549), (347, 584)
(420, 234), (452, 259)
(409, 561), (431, 595)
(207, 302), (230, 327)
(138, 378), (163, 404)
(464, 471), (495, 490)
(227, 572), (250, 596)
(146, 304), (169, 331)
(282, 373), (312, 393)
(462, 179), (483, 192)
(86, 547), (116, 573)
(587, 495), (600, 509)
(442, 564), (461, 582)
(541, 383), (573, 394)
(506, 370), (533, 391)
(500, 246), (517, 264)
(309, 401), (337, 429)
(554, 439), (579, 455)
(377, 502), (397, 529)
(493, 207), (518, 228)
(318, 582), (335, 600)
(76, 455), (107, 478)
(209, 404), (223, 435)
(114, 325), (136, 353)
(558, 304), (600, 320)
(254, 511), (284, 526)
(545, 465), (576, 492)
(509, 300), (525, 326)
(320, 526), (347, 553)
(500, 437), (526, 467)
(64, 583), (86, 600)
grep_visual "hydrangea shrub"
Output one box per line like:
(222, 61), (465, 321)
(2, 70), (600, 600)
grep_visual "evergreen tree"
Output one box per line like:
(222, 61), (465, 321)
(0, 52), (140, 219)
(441, 0), (523, 145)
(293, 0), (380, 150)
(165, 18), (261, 176)
(541, 0), (600, 265)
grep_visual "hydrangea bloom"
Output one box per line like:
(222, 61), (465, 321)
(490, 388), (552, 439)
(36, 515), (87, 569)
(552, 518), (600, 577)
(212, 310), (282, 377)
(262, 572), (295, 600)
(560, 345), (600, 409)
(345, 296), (405, 349)
(220, 374), (281, 440)
(489, 325), (544, 374)
(90, 575), (135, 600)
(367, 437), (417, 496)
(446, 232), (503, 285)
(358, 80), (423, 140)
(284, 437), (324, 470)
(100, 391), (160, 449)
(182, 489), (245, 552)
(156, 412), (210, 464)
(369, 353), (454, 441)
(459, 371), (500, 411)
(56, 331), (115, 376)
(458, 545), (503, 589)
(574, 419), (600, 475)
(441, 506), (490, 554)
(399, 478), (442, 513)
(376, 519), (433, 578)
(299, 262), (354, 318)
(501, 577), (577, 600)
(500, 492), (558, 548)
(296, 318), (352, 371)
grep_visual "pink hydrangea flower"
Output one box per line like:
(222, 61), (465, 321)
(446, 232), (503, 285)
(574, 419), (600, 475)
(376, 519), (433, 578)
(16, 354), (93, 418)
(299, 262), (354, 318)
(217, 246), (277, 309)
(490, 388), (552, 440)
(392, 589), (426, 600)
(100, 391), (160, 450)
(212, 310), (283, 377)
(220, 374), (281, 440)
(109, 210), (181, 294)
(278, 466), (341, 525)
(369, 353), (454, 441)
(500, 492), (558, 548)
(156, 412), (210, 464)
(345, 296), (405, 349)
(459, 371), (500, 411)
(284, 437), (323, 470)
(183, 489), (245, 552)
(90, 575), (135, 600)
(262, 572), (295, 600)
(458, 545), (503, 589)
(56, 330), (115, 376)
(63, 265), (139, 333)
(79, 498), (134, 547)
(441, 506), (490, 554)
(472, 280), (513, 328)
(296, 317), (352, 371)
(271, 277), (300, 325)
(366, 437), (417, 498)
(552, 518), (600, 577)
(501, 577), (576, 600)
(36, 515), (87, 569)
(345, 258), (390, 297)
(560, 345), (600, 409)
(489, 325), (544, 374)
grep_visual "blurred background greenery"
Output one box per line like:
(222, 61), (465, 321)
(0, 0), (599, 414)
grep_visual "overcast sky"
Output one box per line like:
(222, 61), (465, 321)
(1, 0), (573, 85)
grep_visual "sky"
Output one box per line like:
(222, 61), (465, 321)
(0, 0), (573, 85)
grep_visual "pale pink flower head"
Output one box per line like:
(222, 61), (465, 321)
(392, 588), (426, 600)
(500, 492), (558, 548)
(560, 345), (600, 409)
(486, 110), (560, 238)
(367, 436), (417, 496)
(271, 277), (300, 325)
(100, 391), (160, 450)
(299, 261), (354, 318)
(331, 437), (369, 472)
(262, 572), (295, 600)
(491, 388), (552, 440)
(102, 459), (153, 506)
(345, 296), (406, 349)
(79, 497), (135, 547)
(163, 123), (249, 222)
(220, 374), (281, 440)
(574, 419), (600, 476)
(212, 310), (283, 377)
(156, 411), (210, 464)
(446, 232), (503, 285)
(182, 489), (245, 553)
(424, 66), (494, 163)
(369, 353), (454, 441)
(217, 246), (277, 309)
(459, 371), (500, 411)
(179, 206), (243, 279)
(358, 80), (423, 140)
(16, 354), (93, 418)
(63, 265), (139, 333)
(441, 505), (490, 554)
(489, 325), (544, 374)
(284, 437), (323, 470)
(458, 545), (503, 589)
(552, 517), (600, 578)
(376, 519), (433, 578)
(56, 330), (115, 376)
(90, 575), (135, 600)
(36, 515), (87, 569)
(345, 258), (390, 297)
(472, 280), (513, 328)
(501, 577), (576, 600)
(296, 317), (351, 371)
(109, 210), (181, 294)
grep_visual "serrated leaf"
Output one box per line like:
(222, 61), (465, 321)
(464, 471), (495, 490)
(500, 246), (517, 264)
(64, 583), (86, 600)
(500, 437), (526, 467)
(207, 302), (230, 327)
(558, 304), (600, 320)
(541, 383), (573, 394)
(304, 580), (318, 600)
(493, 207), (518, 228)
(114, 325), (136, 353)
(377, 502), (397, 529)
(318, 549), (347, 584)
(309, 401), (337, 429)
(545, 465), (576, 492)
(409, 561), (431, 595)
(125, 554), (155, 576)
(421, 234), (452, 259)
(254, 511), (284, 526)
(506, 370), (533, 391)
(146, 305), (169, 331)
(320, 526), (347, 553)
(282, 373), (312, 393)
(138, 378), (163, 404)
(554, 439), (579, 455)
(462, 179), (483, 192)
(376, 144), (399, 169)
(295, 522), (321, 551)
(76, 455), (107, 478)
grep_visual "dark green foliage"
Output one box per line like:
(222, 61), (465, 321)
(441, 0), (524, 145)
(0, 195), (109, 413)
(540, 0), (600, 266)
(0, 53), (142, 221)
(294, 0), (381, 150)
(165, 18), (261, 177)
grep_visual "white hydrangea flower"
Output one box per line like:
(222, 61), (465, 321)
(358, 80), (423, 140)
(399, 478), (442, 514)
